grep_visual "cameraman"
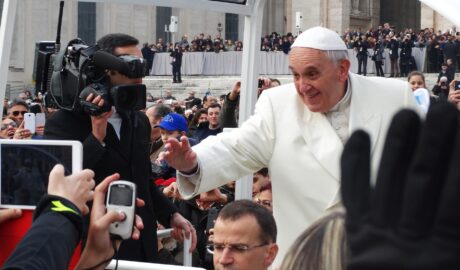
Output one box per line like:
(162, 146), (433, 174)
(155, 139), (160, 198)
(354, 34), (369, 76)
(44, 33), (196, 263)
(400, 34), (415, 77)
(170, 43), (183, 83)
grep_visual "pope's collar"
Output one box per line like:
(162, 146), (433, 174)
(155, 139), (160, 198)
(328, 79), (351, 113)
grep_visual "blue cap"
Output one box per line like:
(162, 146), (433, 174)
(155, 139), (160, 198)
(156, 113), (188, 132)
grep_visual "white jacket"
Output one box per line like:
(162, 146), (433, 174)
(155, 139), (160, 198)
(177, 72), (419, 265)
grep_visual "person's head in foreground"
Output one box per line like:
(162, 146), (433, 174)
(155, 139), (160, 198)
(212, 200), (278, 270)
(407, 71), (426, 91)
(280, 208), (347, 270)
(289, 26), (350, 113)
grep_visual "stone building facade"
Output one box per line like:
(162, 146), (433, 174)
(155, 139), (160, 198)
(1, 0), (457, 85)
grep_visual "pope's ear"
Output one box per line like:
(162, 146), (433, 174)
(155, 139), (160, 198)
(338, 59), (351, 82)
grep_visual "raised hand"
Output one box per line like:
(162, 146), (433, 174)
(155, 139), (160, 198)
(342, 103), (460, 270)
(47, 164), (95, 215)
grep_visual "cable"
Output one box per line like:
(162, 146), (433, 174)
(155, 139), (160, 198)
(80, 238), (118, 270)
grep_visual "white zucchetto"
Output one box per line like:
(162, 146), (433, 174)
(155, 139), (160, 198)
(291, 26), (347, 51)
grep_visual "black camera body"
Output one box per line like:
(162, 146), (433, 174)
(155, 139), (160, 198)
(48, 39), (147, 115)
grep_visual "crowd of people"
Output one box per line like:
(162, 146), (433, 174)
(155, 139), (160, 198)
(343, 23), (460, 76)
(143, 24), (460, 80)
(3, 25), (460, 270)
(143, 32), (297, 55)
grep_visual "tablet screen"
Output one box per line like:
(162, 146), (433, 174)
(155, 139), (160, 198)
(0, 144), (73, 208)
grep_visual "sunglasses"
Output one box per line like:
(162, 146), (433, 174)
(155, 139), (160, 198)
(1, 122), (17, 130)
(11, 111), (27, 117)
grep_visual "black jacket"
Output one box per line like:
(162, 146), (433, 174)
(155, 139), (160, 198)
(354, 40), (370, 57)
(44, 109), (178, 262)
(3, 195), (82, 270)
(170, 50), (183, 66)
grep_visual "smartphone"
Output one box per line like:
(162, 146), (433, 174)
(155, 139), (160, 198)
(455, 81), (460, 91)
(106, 180), (136, 240)
(35, 113), (46, 127)
(23, 113), (35, 134)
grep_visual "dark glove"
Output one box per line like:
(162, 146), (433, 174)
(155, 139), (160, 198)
(341, 102), (460, 270)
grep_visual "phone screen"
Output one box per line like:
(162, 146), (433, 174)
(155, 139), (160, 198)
(109, 184), (134, 206)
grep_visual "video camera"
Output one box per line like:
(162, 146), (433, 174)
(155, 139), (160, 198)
(35, 2), (147, 116)
(48, 39), (147, 116)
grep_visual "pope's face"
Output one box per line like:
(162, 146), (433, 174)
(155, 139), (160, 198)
(289, 47), (349, 113)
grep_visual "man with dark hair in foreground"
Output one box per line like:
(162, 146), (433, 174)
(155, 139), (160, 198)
(211, 200), (278, 270)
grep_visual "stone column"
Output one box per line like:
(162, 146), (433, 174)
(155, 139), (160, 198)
(327, 0), (350, 33)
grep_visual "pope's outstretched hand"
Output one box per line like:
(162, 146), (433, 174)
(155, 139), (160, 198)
(159, 136), (198, 173)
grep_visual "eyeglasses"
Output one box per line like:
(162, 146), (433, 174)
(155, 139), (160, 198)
(11, 111), (27, 117)
(254, 198), (272, 208)
(206, 243), (268, 255)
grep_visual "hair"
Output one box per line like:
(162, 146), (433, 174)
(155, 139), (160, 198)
(218, 200), (277, 244)
(325, 50), (349, 63)
(189, 108), (208, 128)
(8, 99), (29, 112)
(270, 78), (281, 86)
(256, 167), (269, 177)
(152, 104), (172, 119)
(407, 71), (425, 85)
(280, 208), (347, 270)
(208, 103), (221, 110)
(97, 33), (139, 54)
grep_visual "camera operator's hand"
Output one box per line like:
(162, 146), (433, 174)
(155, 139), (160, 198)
(86, 93), (113, 144)
(229, 81), (241, 101)
(76, 173), (145, 270)
(342, 103), (460, 270)
(47, 164), (95, 215)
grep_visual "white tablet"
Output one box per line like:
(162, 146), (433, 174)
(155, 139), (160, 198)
(0, 139), (82, 209)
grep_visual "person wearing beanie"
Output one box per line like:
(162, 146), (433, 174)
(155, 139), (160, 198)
(160, 26), (420, 266)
